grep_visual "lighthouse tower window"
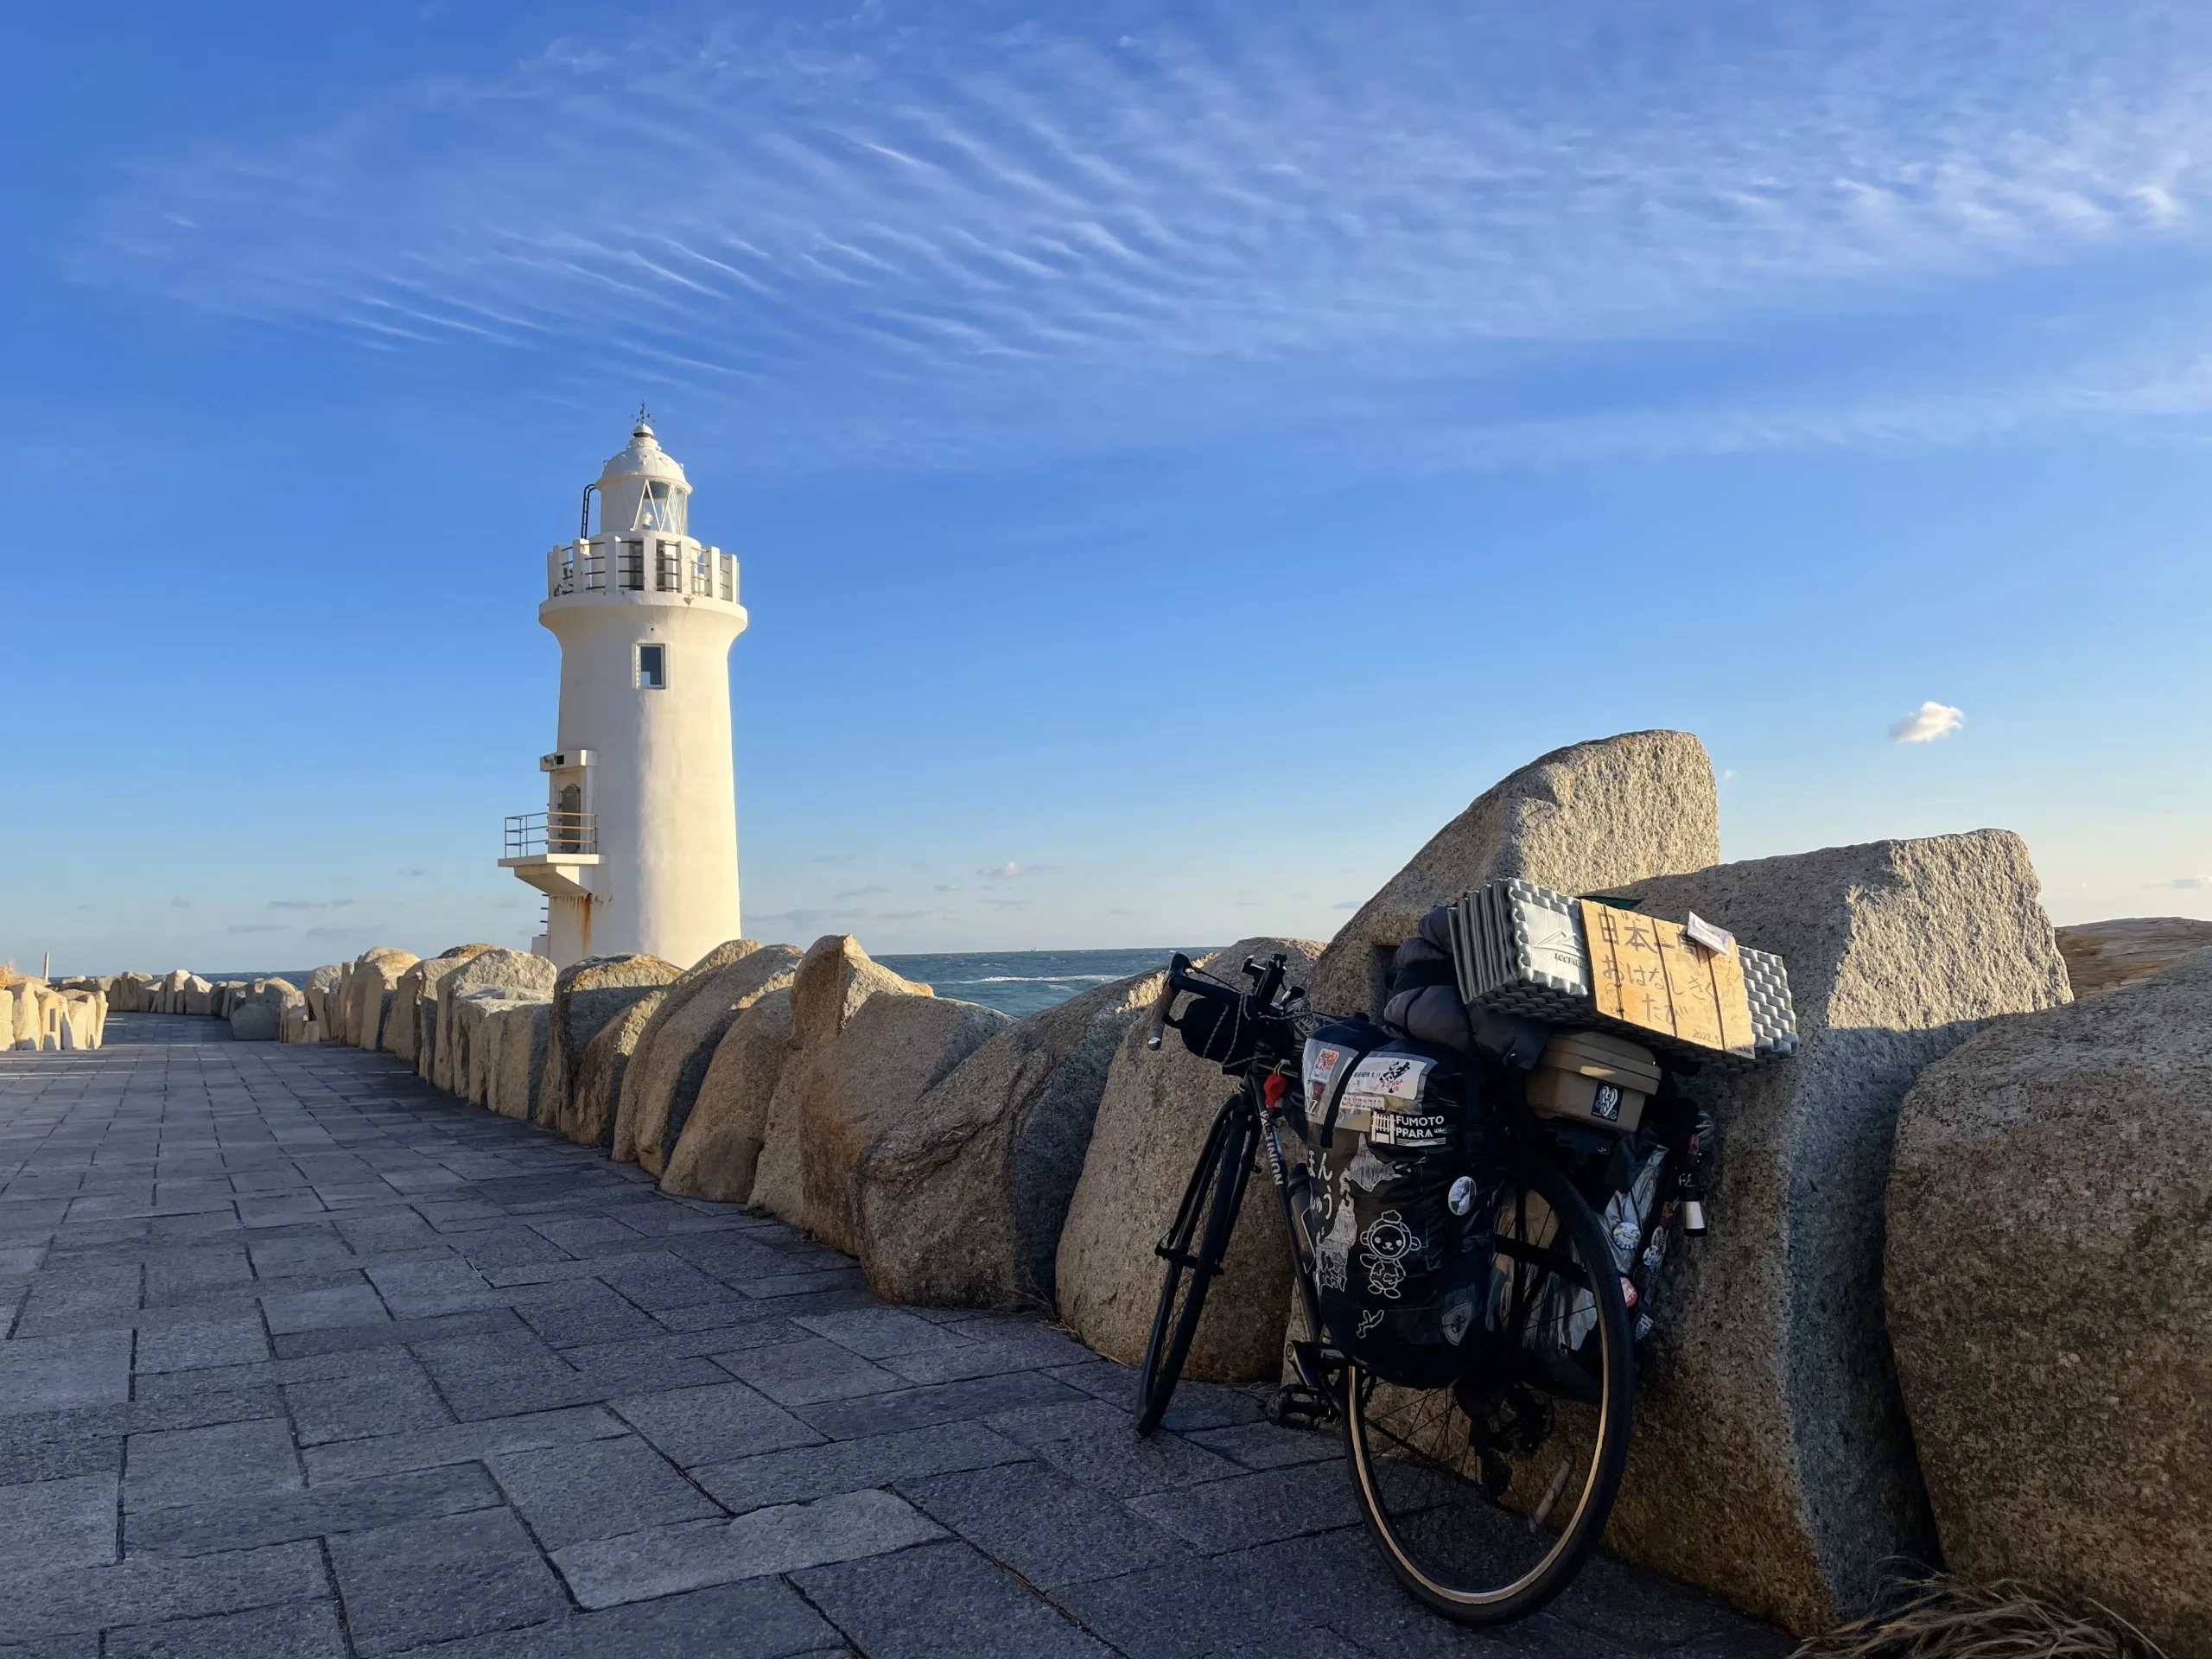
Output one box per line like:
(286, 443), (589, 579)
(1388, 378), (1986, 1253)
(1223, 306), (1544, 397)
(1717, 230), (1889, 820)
(633, 480), (687, 535)
(636, 645), (667, 690)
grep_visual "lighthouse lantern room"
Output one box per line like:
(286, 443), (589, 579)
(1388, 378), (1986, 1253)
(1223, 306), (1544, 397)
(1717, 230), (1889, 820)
(501, 415), (747, 969)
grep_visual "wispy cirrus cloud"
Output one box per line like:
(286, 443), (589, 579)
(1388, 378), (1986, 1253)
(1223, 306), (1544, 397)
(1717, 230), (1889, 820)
(72, 2), (2212, 468)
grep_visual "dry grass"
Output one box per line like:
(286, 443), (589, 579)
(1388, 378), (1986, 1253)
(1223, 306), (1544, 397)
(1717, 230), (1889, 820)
(1793, 1576), (2167, 1659)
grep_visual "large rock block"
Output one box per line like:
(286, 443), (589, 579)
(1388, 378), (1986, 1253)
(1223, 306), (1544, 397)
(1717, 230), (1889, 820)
(1055, 938), (1322, 1382)
(541, 954), (682, 1135)
(798, 992), (1009, 1256)
(620, 945), (802, 1177)
(489, 1002), (552, 1122)
(750, 937), (932, 1227)
(181, 976), (213, 1016)
(607, 940), (764, 1164)
(226, 979), (292, 1044)
(432, 949), (554, 1095)
(2055, 915), (2212, 999)
(855, 970), (1163, 1311)
(659, 989), (795, 1203)
(390, 945), (494, 1066)
(567, 994), (667, 1149)
(1589, 831), (2070, 1633)
(1887, 948), (2212, 1658)
(1307, 730), (1719, 1019)
(453, 988), (535, 1106)
(302, 963), (342, 1035)
(341, 948), (419, 1047)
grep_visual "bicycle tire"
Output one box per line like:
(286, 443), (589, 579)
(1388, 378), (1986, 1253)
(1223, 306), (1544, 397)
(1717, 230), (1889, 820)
(1343, 1155), (1634, 1624)
(1135, 1097), (1255, 1436)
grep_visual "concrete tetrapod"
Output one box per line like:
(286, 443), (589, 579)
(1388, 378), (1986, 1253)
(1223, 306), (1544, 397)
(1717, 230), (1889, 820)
(1305, 729), (1719, 1019)
(658, 988), (795, 1204)
(1584, 830), (2071, 1634)
(614, 942), (804, 1176)
(749, 937), (931, 1228)
(1887, 948), (2212, 1659)
(798, 991), (1009, 1258)
(1054, 938), (1322, 1384)
(855, 969), (1164, 1311)
(608, 939), (764, 1165)
(540, 954), (681, 1138)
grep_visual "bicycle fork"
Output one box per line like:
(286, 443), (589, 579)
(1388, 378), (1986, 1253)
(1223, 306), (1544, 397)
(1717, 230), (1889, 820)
(1255, 1073), (1338, 1424)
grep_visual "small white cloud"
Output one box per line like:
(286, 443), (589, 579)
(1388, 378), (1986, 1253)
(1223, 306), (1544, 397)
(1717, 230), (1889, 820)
(170, 897), (191, 909)
(1722, 769), (1737, 781)
(978, 861), (1020, 879)
(1330, 899), (1361, 911)
(1889, 702), (1964, 743)
(832, 885), (888, 901)
(2149, 875), (2209, 890)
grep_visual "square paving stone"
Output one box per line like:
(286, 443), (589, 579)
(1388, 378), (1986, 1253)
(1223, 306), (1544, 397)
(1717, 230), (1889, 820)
(101, 1599), (350, 1659)
(134, 1318), (269, 1376)
(552, 1488), (946, 1609)
(693, 1420), (1028, 1515)
(0, 1540), (327, 1645)
(486, 1434), (721, 1548)
(327, 1504), (569, 1656)
(125, 1417), (301, 1510)
(985, 1400), (1242, 1498)
(793, 1370), (1081, 1441)
(1051, 1551), (1373, 1659)
(359, 1575), (842, 1658)
(901, 1460), (1187, 1589)
(715, 1336), (906, 1406)
(0, 1472), (118, 1573)
(125, 1463), (499, 1558)
(260, 1284), (387, 1334)
(284, 1360), (453, 1445)
(1127, 1461), (1362, 1554)
(1183, 1419), (1344, 1471)
(303, 1404), (631, 1484)
(613, 1382), (822, 1468)
(793, 1536), (1111, 1658)
(791, 1307), (968, 1359)
(0, 1330), (132, 1416)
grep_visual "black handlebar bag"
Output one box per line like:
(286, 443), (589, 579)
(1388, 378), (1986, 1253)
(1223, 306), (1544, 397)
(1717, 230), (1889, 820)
(1300, 1033), (1499, 1389)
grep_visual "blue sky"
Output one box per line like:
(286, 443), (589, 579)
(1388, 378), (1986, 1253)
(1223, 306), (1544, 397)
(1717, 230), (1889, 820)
(4, 0), (2209, 972)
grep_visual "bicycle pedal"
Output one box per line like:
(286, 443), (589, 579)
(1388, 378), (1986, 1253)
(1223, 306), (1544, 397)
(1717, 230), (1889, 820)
(1264, 1384), (1337, 1430)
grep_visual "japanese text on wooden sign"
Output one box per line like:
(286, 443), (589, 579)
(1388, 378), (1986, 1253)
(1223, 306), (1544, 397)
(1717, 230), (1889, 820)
(1579, 899), (1755, 1055)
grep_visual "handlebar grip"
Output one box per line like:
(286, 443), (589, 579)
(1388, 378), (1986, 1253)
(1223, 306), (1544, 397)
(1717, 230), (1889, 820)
(1145, 953), (1192, 1051)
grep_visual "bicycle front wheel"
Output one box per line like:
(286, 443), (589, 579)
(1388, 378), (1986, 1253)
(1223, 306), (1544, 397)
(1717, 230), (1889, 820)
(1135, 1096), (1255, 1435)
(1344, 1155), (1633, 1624)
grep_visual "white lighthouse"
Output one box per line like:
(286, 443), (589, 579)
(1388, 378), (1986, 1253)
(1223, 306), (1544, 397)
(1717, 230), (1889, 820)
(501, 414), (747, 969)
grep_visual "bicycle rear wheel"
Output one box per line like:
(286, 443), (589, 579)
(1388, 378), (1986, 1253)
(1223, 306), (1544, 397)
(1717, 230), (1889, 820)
(1135, 1095), (1255, 1435)
(1343, 1156), (1633, 1624)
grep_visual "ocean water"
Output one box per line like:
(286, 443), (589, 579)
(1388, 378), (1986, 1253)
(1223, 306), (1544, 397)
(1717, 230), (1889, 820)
(187, 949), (1218, 1021)
(879, 949), (1215, 1019)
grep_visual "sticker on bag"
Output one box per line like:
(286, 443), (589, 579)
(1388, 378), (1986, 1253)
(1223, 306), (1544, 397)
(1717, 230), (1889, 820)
(1338, 1052), (1449, 1149)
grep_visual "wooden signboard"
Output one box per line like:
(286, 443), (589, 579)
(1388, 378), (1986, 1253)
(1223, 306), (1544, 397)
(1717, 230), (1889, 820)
(1580, 900), (1755, 1056)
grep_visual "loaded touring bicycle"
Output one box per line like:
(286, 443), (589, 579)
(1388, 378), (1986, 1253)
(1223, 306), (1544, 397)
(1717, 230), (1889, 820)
(1132, 884), (1794, 1624)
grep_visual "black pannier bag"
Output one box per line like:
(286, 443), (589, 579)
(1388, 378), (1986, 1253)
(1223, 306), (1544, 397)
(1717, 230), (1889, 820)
(1299, 1029), (1502, 1389)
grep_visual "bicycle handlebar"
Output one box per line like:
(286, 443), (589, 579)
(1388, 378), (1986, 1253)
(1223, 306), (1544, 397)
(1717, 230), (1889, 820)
(1144, 951), (1299, 1054)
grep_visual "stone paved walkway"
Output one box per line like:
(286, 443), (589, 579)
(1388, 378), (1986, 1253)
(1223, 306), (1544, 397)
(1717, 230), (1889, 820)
(0, 1015), (1792, 1658)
